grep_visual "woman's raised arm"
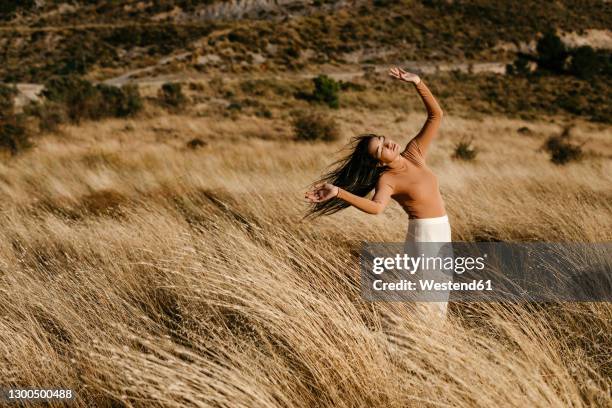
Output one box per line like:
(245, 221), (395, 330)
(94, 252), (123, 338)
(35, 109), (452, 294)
(410, 78), (444, 158)
(388, 67), (444, 160)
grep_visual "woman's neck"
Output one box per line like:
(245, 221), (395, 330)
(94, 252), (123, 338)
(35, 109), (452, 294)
(386, 155), (408, 171)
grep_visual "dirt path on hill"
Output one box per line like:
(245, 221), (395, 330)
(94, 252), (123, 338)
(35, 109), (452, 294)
(10, 59), (509, 108)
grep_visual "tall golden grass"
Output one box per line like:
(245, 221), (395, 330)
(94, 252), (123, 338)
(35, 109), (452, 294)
(0, 104), (610, 407)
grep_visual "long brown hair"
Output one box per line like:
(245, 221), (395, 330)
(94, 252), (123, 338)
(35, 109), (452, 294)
(303, 134), (389, 219)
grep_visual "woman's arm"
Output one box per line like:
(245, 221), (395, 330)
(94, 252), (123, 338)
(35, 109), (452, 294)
(388, 67), (444, 159)
(336, 179), (394, 215)
(411, 78), (444, 158)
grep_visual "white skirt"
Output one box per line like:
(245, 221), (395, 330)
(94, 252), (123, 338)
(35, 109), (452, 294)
(405, 214), (452, 243)
(404, 214), (452, 320)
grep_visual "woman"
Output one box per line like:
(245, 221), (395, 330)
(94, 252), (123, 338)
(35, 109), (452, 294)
(304, 66), (452, 319)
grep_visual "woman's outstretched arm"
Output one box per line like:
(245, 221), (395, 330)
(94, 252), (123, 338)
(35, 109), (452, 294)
(388, 67), (444, 159)
(305, 177), (394, 215)
(336, 179), (394, 215)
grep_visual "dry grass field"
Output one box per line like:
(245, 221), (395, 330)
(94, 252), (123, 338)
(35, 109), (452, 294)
(0, 76), (611, 407)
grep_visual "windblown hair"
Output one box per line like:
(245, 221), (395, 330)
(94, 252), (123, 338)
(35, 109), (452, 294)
(303, 133), (389, 220)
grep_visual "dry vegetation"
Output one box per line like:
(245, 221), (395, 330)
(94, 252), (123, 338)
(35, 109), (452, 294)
(1, 2), (610, 406)
(2, 0), (611, 82)
(0, 84), (610, 406)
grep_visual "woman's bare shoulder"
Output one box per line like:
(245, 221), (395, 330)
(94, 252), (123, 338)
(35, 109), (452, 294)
(379, 171), (397, 188)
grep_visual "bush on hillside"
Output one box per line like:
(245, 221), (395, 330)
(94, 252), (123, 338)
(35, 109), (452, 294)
(536, 30), (568, 74)
(42, 76), (142, 123)
(55, 33), (117, 76)
(295, 75), (341, 108)
(97, 83), (143, 117)
(24, 101), (67, 133)
(0, 83), (18, 117)
(541, 126), (584, 165)
(292, 111), (339, 142)
(43, 76), (102, 122)
(568, 46), (601, 79)
(312, 74), (340, 109)
(0, 114), (30, 155)
(511, 30), (611, 80)
(187, 138), (207, 149)
(158, 82), (187, 110)
(517, 126), (533, 136)
(0, 84), (31, 155)
(452, 136), (478, 161)
(0, 1), (35, 20)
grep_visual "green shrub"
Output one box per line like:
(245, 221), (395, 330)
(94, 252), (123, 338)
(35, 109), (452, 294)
(43, 75), (101, 122)
(0, 1), (35, 19)
(514, 30), (611, 80)
(187, 138), (206, 149)
(0, 114), (30, 155)
(24, 101), (67, 133)
(0, 83), (18, 117)
(158, 82), (187, 110)
(312, 74), (340, 109)
(97, 83), (143, 117)
(41, 76), (142, 123)
(517, 126), (533, 136)
(536, 31), (568, 74)
(43, 76), (89, 103)
(292, 111), (339, 142)
(56, 34), (111, 76)
(452, 136), (478, 161)
(568, 46), (600, 79)
(542, 126), (584, 165)
(120, 84), (143, 116)
(0, 84), (31, 155)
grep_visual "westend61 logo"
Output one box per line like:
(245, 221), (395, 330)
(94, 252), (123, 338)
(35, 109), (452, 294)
(360, 242), (612, 302)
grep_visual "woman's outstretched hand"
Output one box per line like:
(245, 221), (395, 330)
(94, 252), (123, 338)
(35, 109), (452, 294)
(305, 183), (339, 203)
(388, 66), (420, 84)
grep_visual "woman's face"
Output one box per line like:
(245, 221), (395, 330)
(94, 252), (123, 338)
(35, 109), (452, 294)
(368, 135), (400, 164)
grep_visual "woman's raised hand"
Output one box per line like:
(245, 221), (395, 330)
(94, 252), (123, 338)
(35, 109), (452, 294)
(388, 66), (420, 84)
(305, 183), (339, 203)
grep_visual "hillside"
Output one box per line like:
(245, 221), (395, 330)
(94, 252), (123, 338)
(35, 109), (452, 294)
(0, 1), (611, 129)
(1, 0), (611, 83)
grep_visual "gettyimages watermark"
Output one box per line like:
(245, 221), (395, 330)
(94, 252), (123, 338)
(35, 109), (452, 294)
(360, 242), (612, 302)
